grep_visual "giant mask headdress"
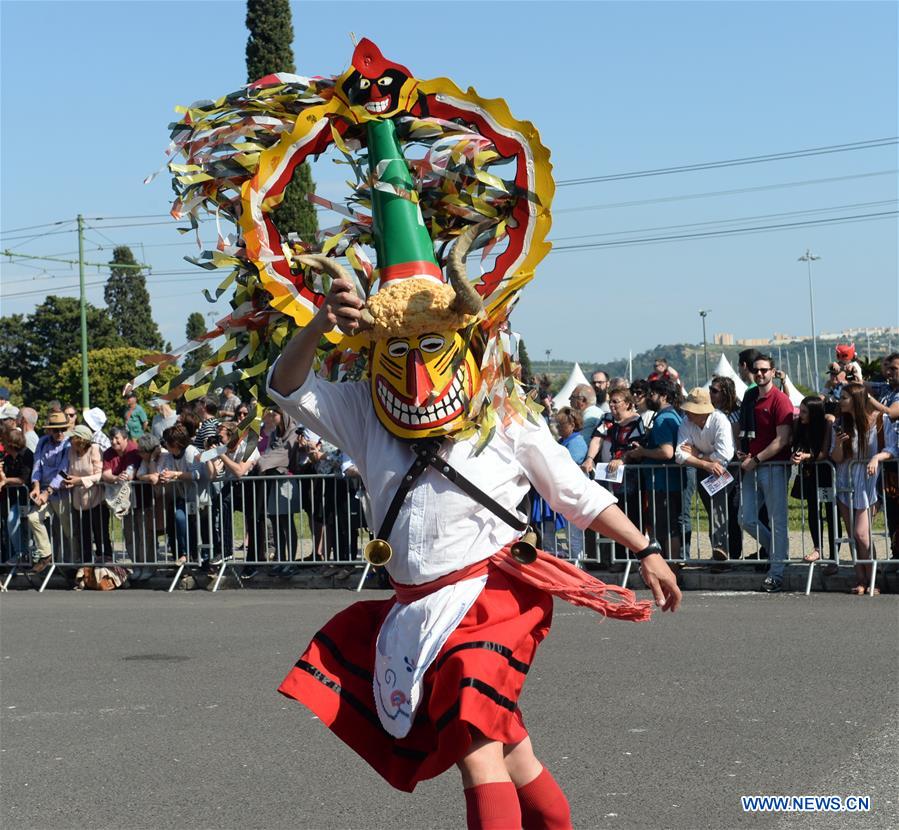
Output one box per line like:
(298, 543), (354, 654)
(138, 39), (554, 446)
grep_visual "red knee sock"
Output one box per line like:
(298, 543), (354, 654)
(517, 767), (572, 830)
(464, 782), (522, 830)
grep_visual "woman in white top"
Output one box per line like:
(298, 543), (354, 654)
(830, 383), (897, 595)
(61, 424), (107, 561)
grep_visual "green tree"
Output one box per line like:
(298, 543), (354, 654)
(104, 245), (164, 350)
(517, 337), (533, 382)
(0, 375), (23, 405)
(0, 297), (122, 407)
(0, 314), (29, 386)
(182, 312), (214, 375)
(57, 347), (179, 423)
(245, 0), (318, 243)
(246, 0), (295, 80)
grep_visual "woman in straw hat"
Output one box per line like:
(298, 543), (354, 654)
(675, 387), (735, 562)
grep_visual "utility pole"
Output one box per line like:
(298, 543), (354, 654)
(4, 230), (150, 410)
(798, 249), (822, 392)
(698, 309), (711, 382)
(77, 214), (89, 408)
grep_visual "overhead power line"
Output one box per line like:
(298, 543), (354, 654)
(555, 169), (897, 214)
(551, 210), (898, 252)
(556, 137), (899, 187)
(551, 200), (897, 242)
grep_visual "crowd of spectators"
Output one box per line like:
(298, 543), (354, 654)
(1, 346), (898, 595)
(531, 348), (899, 594)
(0, 386), (367, 585)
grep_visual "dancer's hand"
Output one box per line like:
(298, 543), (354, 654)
(316, 277), (371, 336)
(638, 554), (681, 612)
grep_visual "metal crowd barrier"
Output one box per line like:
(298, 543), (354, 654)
(0, 473), (372, 593)
(537, 460), (891, 596)
(835, 460), (899, 597)
(3, 457), (896, 595)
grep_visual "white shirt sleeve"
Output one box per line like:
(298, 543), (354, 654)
(709, 410), (735, 464)
(675, 420), (695, 465)
(266, 361), (370, 461)
(512, 419), (616, 530)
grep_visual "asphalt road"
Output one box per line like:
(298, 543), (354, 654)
(1, 588), (897, 830)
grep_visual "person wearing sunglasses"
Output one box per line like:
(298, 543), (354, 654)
(63, 406), (78, 432)
(737, 356), (794, 593)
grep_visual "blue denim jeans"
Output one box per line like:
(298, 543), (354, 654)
(740, 465), (790, 579)
(4, 501), (23, 560)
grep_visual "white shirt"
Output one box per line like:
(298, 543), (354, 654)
(579, 403), (605, 443)
(25, 430), (39, 453)
(675, 410), (734, 466)
(268, 366), (615, 585)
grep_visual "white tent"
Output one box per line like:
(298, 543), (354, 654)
(554, 362), (590, 410)
(781, 374), (805, 407)
(708, 354), (747, 399)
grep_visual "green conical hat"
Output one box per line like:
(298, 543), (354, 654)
(367, 119), (443, 287)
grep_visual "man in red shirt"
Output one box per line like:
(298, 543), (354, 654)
(737, 355), (794, 592)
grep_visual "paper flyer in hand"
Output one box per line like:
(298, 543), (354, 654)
(701, 471), (733, 496)
(594, 463), (625, 484)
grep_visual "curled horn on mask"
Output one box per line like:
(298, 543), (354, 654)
(297, 254), (374, 330)
(445, 223), (490, 317)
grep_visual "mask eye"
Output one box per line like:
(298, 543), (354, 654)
(359, 78), (371, 90)
(419, 335), (446, 353)
(377, 76), (393, 87)
(387, 340), (409, 358)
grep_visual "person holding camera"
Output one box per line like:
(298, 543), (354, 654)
(204, 421), (260, 566)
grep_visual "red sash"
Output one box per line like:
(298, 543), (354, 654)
(392, 547), (652, 622)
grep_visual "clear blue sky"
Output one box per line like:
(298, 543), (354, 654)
(2, 1), (897, 365)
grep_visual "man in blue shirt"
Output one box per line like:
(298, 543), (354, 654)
(625, 379), (684, 559)
(27, 411), (73, 570)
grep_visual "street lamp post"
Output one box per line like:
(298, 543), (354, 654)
(698, 309), (710, 382)
(798, 249), (822, 390)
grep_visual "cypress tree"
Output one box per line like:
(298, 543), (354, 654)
(104, 246), (164, 350)
(518, 337), (533, 382)
(183, 312), (213, 375)
(246, 0), (319, 243)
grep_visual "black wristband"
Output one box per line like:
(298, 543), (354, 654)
(635, 540), (662, 560)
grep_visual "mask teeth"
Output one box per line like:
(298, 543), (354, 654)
(377, 374), (464, 427)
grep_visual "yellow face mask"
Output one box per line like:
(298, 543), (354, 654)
(370, 329), (481, 440)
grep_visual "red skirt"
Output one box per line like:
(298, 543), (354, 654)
(278, 564), (553, 792)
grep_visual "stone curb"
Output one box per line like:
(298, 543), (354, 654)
(7, 562), (897, 594)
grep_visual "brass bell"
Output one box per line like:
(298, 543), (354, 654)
(510, 530), (538, 565)
(364, 538), (393, 566)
